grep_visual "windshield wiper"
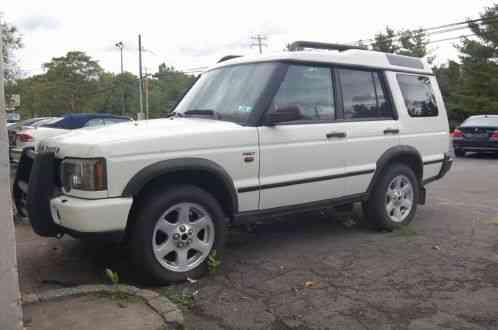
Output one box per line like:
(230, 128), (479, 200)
(183, 109), (221, 119)
(165, 112), (183, 118)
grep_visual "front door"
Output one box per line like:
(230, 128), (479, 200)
(258, 64), (348, 210)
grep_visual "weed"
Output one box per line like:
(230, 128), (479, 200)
(394, 225), (417, 237)
(161, 288), (194, 309)
(208, 250), (221, 274)
(105, 268), (120, 285)
(157, 325), (174, 330)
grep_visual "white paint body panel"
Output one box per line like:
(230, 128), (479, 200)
(386, 71), (450, 181)
(43, 118), (260, 211)
(50, 196), (133, 232)
(258, 123), (347, 209)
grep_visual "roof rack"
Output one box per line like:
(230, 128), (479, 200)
(217, 55), (243, 63)
(288, 41), (367, 52)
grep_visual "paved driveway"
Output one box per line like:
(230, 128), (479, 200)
(15, 154), (498, 329)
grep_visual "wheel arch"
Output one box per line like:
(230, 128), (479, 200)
(122, 158), (239, 228)
(367, 145), (424, 195)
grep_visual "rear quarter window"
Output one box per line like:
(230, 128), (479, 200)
(397, 74), (438, 117)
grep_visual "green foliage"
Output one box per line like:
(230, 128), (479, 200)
(161, 288), (194, 309)
(436, 4), (498, 123)
(371, 26), (431, 60)
(12, 53), (195, 119)
(1, 13), (23, 81)
(105, 268), (120, 285)
(207, 250), (221, 274)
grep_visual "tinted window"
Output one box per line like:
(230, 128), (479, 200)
(338, 69), (392, 119)
(397, 74), (438, 117)
(271, 65), (335, 121)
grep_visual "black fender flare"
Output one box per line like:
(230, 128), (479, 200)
(122, 157), (239, 215)
(367, 145), (424, 195)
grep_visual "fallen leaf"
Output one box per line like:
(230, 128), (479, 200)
(304, 281), (320, 289)
(432, 245), (440, 250)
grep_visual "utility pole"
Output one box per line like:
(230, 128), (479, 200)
(115, 41), (125, 115)
(250, 34), (268, 54)
(138, 34), (144, 120)
(144, 69), (149, 120)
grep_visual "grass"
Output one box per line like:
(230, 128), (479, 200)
(160, 287), (194, 309)
(207, 250), (221, 274)
(393, 225), (417, 237)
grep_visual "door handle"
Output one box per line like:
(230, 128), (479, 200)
(383, 128), (399, 135)
(326, 132), (347, 139)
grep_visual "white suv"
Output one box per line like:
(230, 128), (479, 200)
(15, 42), (452, 283)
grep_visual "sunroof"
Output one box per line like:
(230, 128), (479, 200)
(386, 54), (424, 69)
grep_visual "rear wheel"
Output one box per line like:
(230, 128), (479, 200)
(364, 164), (418, 230)
(130, 185), (226, 284)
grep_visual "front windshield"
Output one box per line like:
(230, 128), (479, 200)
(174, 62), (278, 124)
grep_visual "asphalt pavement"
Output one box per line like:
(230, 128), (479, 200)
(14, 153), (498, 329)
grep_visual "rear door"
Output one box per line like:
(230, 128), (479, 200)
(393, 73), (450, 181)
(334, 68), (400, 195)
(258, 63), (348, 210)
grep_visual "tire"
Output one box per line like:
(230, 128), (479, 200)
(454, 149), (465, 157)
(364, 164), (419, 231)
(130, 185), (227, 284)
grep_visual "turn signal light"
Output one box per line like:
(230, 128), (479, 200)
(451, 128), (463, 138)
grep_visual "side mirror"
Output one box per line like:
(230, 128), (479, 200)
(267, 105), (303, 125)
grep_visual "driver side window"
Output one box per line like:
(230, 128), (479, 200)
(271, 64), (335, 122)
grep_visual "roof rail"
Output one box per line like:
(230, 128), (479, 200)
(217, 55), (242, 63)
(288, 41), (367, 52)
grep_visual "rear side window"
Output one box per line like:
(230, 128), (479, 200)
(338, 69), (393, 119)
(397, 74), (438, 117)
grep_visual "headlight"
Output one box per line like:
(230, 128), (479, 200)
(61, 158), (107, 192)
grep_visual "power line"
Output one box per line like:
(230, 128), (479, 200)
(353, 14), (498, 46)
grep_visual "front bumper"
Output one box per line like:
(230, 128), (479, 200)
(50, 195), (132, 233)
(15, 149), (132, 238)
(453, 139), (498, 152)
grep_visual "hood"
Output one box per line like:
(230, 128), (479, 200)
(41, 117), (247, 158)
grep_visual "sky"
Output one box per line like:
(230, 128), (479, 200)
(2, 0), (497, 77)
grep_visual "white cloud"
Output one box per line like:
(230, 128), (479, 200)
(2, 0), (496, 76)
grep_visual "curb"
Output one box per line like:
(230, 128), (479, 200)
(22, 284), (184, 327)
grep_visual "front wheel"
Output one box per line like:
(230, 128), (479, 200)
(364, 164), (418, 230)
(130, 185), (226, 284)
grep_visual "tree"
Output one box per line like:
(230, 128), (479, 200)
(1, 14), (22, 81)
(370, 26), (432, 61)
(372, 27), (399, 53)
(444, 4), (498, 121)
(42, 51), (104, 113)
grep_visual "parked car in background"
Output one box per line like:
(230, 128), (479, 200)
(10, 113), (131, 163)
(8, 117), (55, 148)
(452, 114), (498, 157)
